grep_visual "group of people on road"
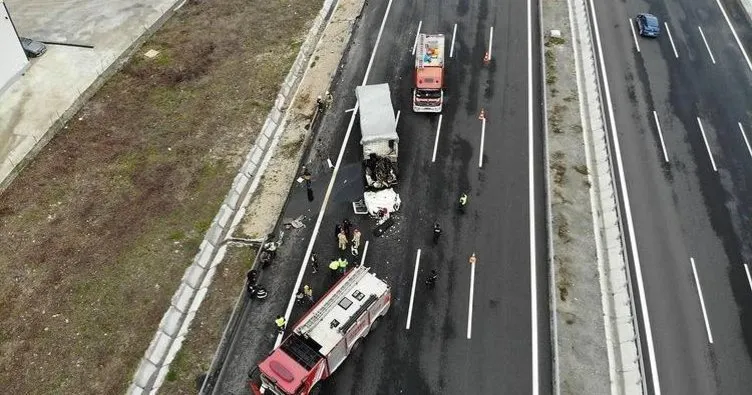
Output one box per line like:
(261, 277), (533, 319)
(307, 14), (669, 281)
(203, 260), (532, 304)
(426, 192), (470, 287)
(335, 218), (362, 255)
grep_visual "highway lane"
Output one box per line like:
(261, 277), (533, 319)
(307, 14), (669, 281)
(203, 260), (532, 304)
(590, 0), (752, 393)
(212, 0), (548, 393)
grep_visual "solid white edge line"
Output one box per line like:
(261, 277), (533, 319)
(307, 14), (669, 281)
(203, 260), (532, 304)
(588, 0), (662, 390)
(696, 117), (718, 172)
(479, 118), (486, 168)
(652, 111), (669, 162)
(450, 23), (458, 58)
(406, 249), (421, 330)
(359, 240), (370, 266)
(489, 26), (494, 59)
(276, 0), (395, 348)
(467, 257), (476, 339)
(432, 114), (443, 162)
(412, 20), (423, 55)
(528, 0), (539, 389)
(690, 258), (714, 344)
(713, 0), (752, 73)
(664, 22), (679, 59)
(738, 123), (752, 159)
(698, 26), (716, 64)
(744, 264), (752, 293)
(629, 19), (641, 53)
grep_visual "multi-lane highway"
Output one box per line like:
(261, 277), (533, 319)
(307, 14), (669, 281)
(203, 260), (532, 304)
(589, 0), (752, 392)
(211, 0), (549, 394)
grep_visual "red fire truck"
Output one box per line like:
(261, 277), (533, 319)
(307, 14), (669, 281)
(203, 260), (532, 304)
(413, 33), (445, 113)
(249, 266), (391, 395)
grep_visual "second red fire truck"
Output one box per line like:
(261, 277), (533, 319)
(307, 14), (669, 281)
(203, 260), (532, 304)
(250, 266), (391, 395)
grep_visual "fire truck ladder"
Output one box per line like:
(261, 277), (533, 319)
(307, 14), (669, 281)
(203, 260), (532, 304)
(416, 34), (427, 69)
(297, 266), (371, 336)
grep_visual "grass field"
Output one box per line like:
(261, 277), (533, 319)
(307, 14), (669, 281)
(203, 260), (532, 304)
(0, 0), (322, 392)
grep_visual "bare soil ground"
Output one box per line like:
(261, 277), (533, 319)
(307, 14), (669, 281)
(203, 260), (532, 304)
(159, 245), (255, 394)
(0, 0), (322, 393)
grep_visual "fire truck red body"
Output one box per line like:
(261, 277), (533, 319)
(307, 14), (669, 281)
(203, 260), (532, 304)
(250, 266), (391, 395)
(413, 33), (445, 113)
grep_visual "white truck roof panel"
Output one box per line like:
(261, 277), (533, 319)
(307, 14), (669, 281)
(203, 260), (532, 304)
(415, 34), (445, 68)
(355, 84), (398, 144)
(294, 266), (389, 356)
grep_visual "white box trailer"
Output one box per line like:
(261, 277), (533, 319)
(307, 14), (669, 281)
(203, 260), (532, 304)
(355, 84), (398, 189)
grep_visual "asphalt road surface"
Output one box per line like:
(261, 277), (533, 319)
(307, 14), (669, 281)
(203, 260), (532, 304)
(211, 0), (549, 394)
(590, 0), (752, 393)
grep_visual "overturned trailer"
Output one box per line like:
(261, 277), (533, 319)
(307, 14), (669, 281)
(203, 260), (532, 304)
(355, 84), (399, 189)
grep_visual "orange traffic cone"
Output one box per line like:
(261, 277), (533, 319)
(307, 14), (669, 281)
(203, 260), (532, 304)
(478, 108), (485, 120)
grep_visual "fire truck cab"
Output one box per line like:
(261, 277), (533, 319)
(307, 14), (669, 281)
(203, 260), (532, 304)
(252, 266), (391, 395)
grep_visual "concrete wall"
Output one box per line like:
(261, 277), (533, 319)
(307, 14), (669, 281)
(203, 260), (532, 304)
(0, 1), (28, 95)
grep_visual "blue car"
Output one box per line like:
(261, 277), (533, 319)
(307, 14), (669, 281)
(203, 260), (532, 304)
(636, 13), (661, 38)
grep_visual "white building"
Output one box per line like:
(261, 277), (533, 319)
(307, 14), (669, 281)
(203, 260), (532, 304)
(0, 0), (28, 95)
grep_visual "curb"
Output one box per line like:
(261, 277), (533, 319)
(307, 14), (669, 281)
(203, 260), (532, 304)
(127, 0), (339, 393)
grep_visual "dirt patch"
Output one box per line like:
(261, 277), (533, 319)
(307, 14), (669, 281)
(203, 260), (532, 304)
(159, 246), (255, 393)
(0, 0), (322, 393)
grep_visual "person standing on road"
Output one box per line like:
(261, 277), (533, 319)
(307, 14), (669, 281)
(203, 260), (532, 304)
(433, 222), (442, 244)
(351, 228), (361, 256)
(310, 252), (319, 273)
(275, 315), (286, 333)
(329, 258), (340, 278)
(303, 285), (314, 303)
(325, 91), (333, 108)
(459, 192), (468, 213)
(425, 270), (438, 288)
(302, 166), (312, 184)
(335, 223), (343, 240)
(338, 256), (349, 274)
(342, 218), (352, 238)
(337, 230), (348, 251)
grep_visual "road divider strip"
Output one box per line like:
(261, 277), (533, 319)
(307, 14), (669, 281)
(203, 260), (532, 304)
(652, 111), (669, 162)
(690, 258), (714, 344)
(412, 20), (423, 55)
(488, 26), (494, 59)
(527, 0), (538, 389)
(450, 23), (458, 58)
(360, 240), (370, 266)
(432, 114), (443, 162)
(406, 249), (421, 330)
(698, 26), (716, 64)
(467, 253), (477, 339)
(696, 117), (718, 172)
(479, 117), (486, 168)
(738, 123), (752, 159)
(664, 22), (679, 58)
(628, 19), (640, 53)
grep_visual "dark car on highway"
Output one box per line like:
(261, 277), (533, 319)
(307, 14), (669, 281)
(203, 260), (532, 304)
(20, 37), (47, 57)
(636, 13), (661, 38)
